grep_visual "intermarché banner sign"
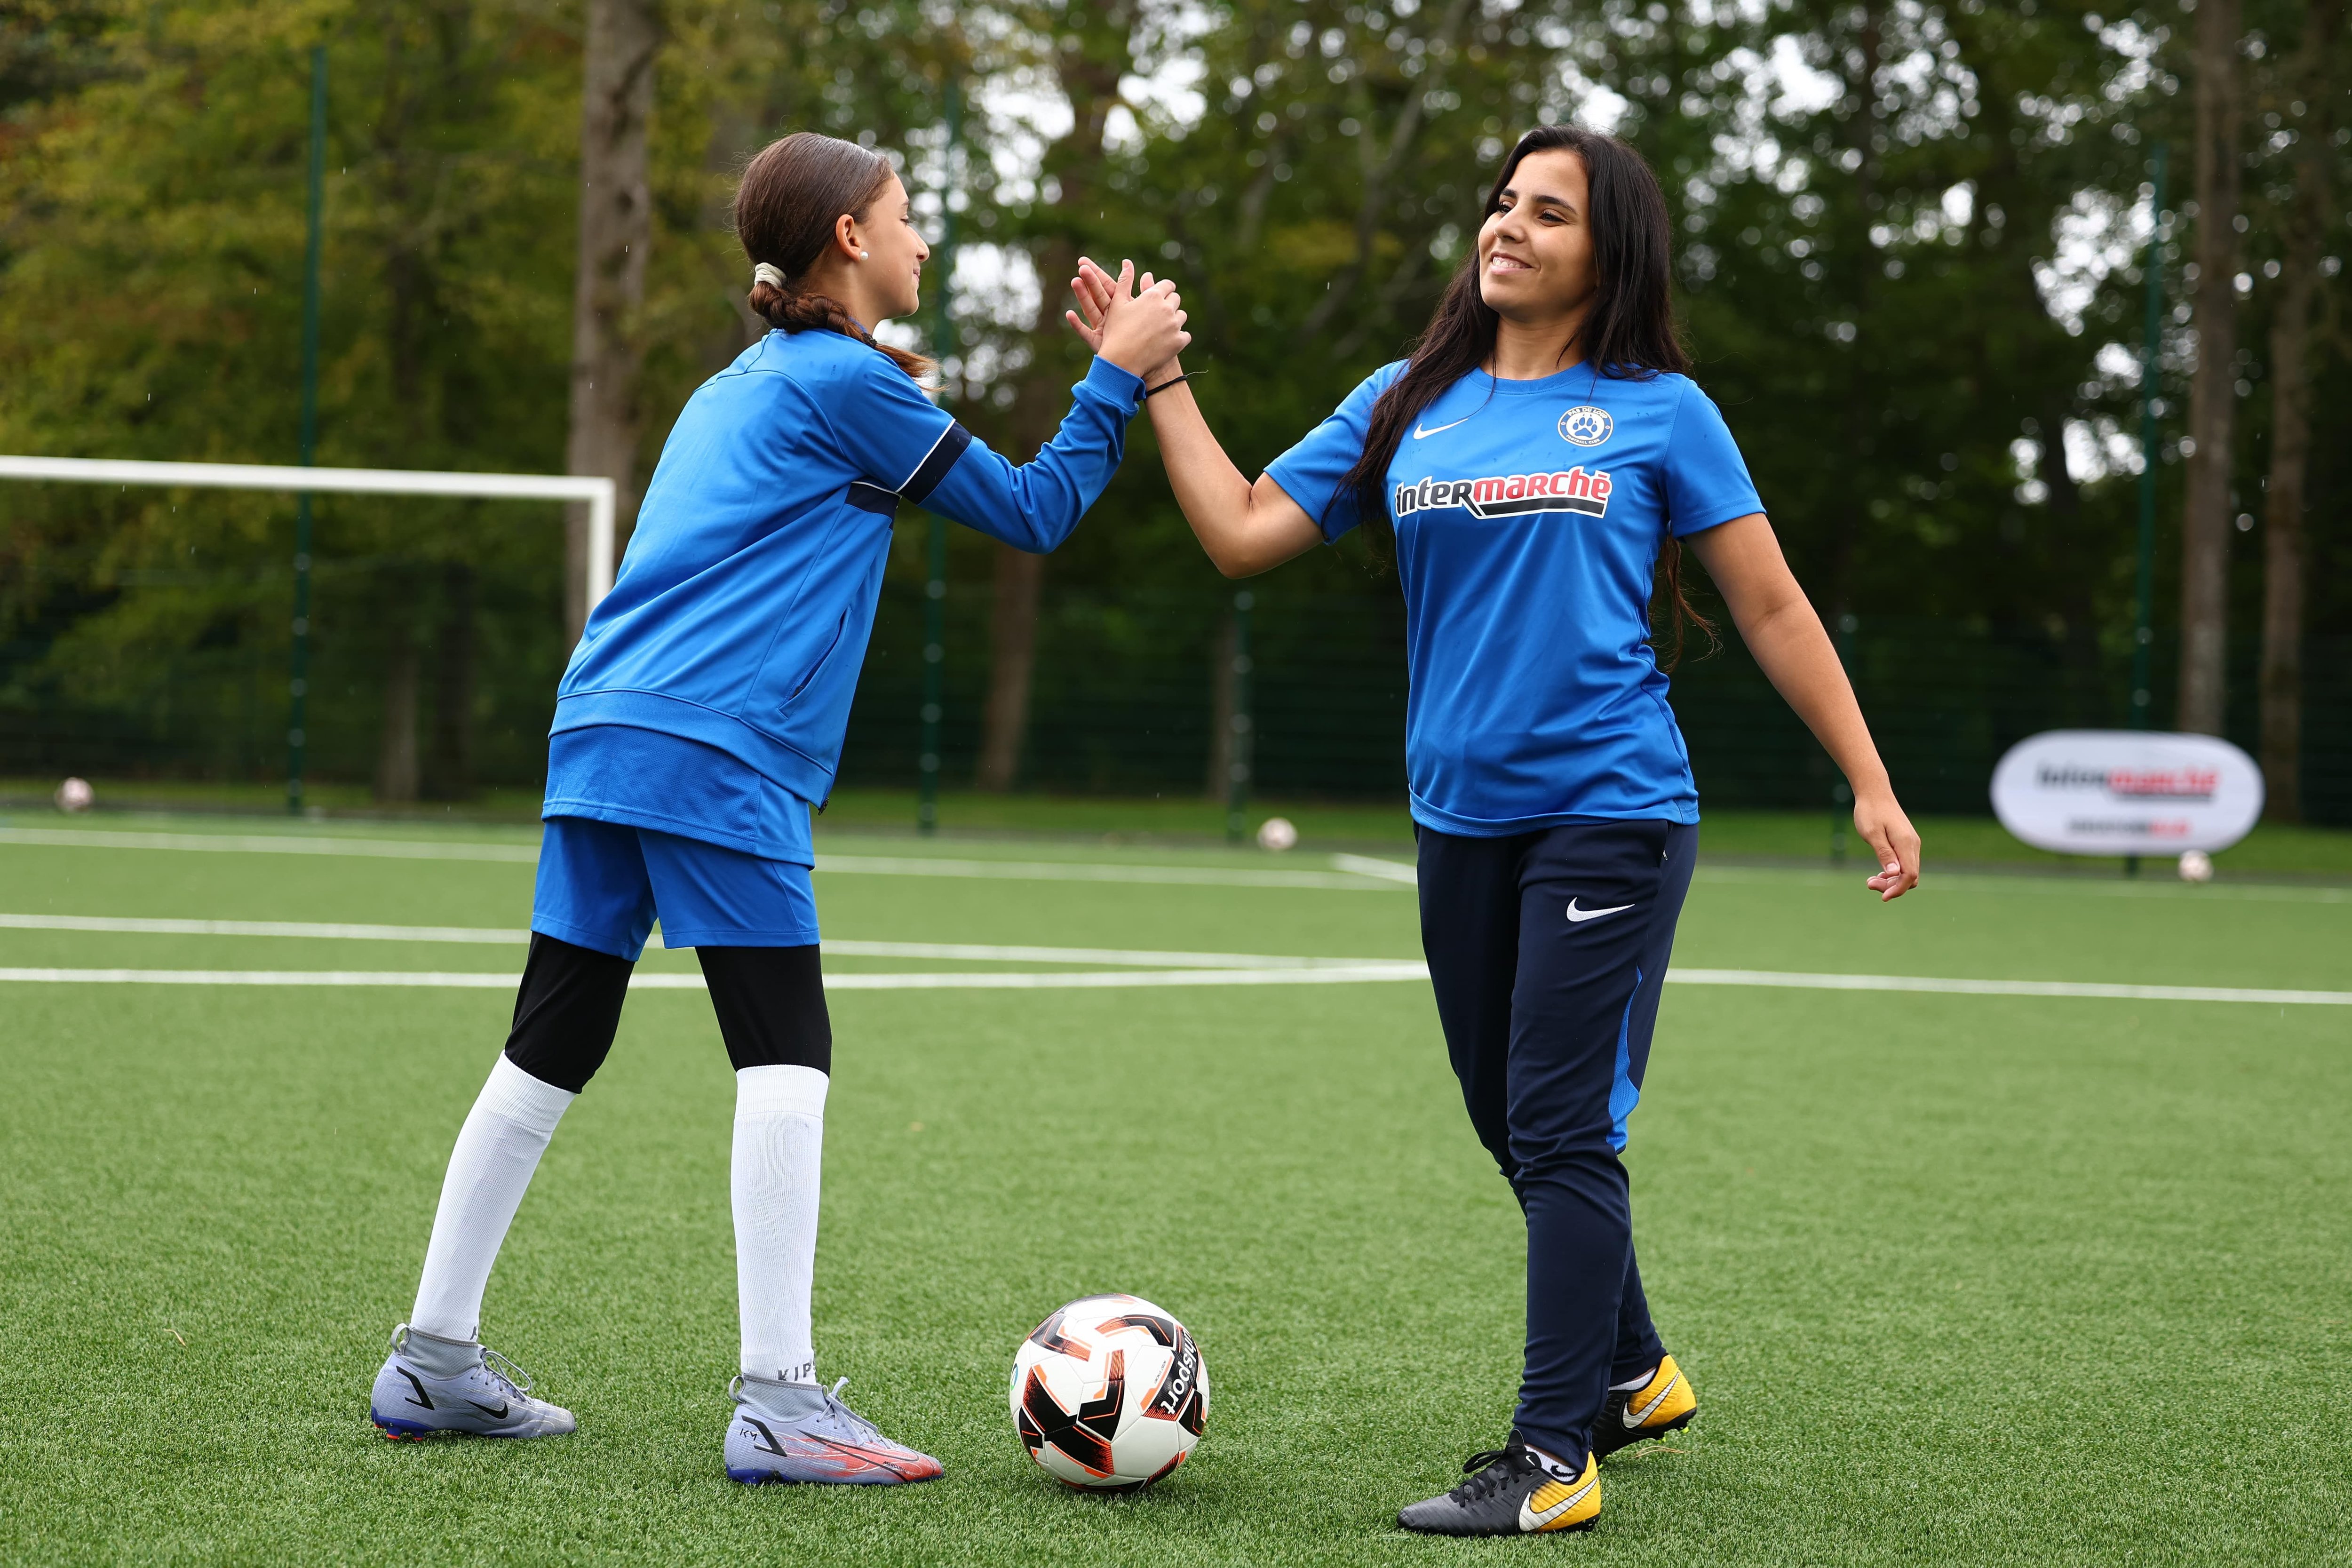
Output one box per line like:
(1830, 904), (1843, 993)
(1990, 731), (2265, 855)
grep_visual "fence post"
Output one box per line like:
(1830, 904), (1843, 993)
(1225, 589), (1253, 843)
(286, 44), (326, 815)
(918, 75), (959, 836)
(2125, 140), (2169, 878)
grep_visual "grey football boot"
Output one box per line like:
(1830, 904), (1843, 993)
(1396, 1435), (1601, 1536)
(723, 1374), (944, 1484)
(369, 1323), (577, 1440)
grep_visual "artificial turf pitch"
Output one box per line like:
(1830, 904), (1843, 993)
(1, 817), (2347, 1564)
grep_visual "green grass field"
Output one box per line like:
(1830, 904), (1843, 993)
(2, 813), (2348, 1564)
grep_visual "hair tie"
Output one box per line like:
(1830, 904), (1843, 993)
(752, 262), (787, 290)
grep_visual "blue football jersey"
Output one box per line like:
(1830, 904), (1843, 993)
(547, 328), (1144, 857)
(1265, 361), (1762, 834)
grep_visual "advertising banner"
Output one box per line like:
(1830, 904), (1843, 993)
(1990, 730), (2265, 855)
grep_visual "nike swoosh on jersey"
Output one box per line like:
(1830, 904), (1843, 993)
(1412, 415), (1472, 439)
(1565, 899), (1634, 923)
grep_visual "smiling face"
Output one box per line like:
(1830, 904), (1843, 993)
(1476, 148), (1598, 337)
(854, 171), (930, 321)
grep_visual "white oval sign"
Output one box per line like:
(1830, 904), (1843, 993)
(1989, 730), (2264, 855)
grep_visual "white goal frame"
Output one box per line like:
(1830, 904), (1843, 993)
(0, 454), (619, 619)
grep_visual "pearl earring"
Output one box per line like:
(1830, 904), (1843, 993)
(858, 249), (869, 260)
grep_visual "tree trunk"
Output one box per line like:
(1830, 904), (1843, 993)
(2177, 0), (2244, 736)
(975, 546), (1044, 791)
(2257, 0), (2343, 820)
(973, 12), (1130, 790)
(563, 0), (658, 648)
(376, 615), (420, 803)
(426, 560), (476, 801)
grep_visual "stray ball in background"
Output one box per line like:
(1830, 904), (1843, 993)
(1011, 1293), (1208, 1491)
(1255, 816), (1298, 852)
(55, 777), (95, 814)
(2177, 850), (2213, 883)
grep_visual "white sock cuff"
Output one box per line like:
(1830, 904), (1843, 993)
(477, 1052), (577, 1136)
(736, 1063), (828, 1121)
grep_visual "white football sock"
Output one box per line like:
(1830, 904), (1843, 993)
(1524, 1442), (1582, 1481)
(408, 1054), (577, 1342)
(732, 1064), (828, 1385)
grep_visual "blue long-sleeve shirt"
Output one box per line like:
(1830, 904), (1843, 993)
(544, 328), (1144, 859)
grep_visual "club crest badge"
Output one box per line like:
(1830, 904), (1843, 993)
(1557, 406), (1613, 446)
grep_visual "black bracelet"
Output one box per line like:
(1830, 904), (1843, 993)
(1143, 371), (1197, 399)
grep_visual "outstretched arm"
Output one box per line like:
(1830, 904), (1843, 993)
(919, 260), (1191, 553)
(1685, 515), (1922, 900)
(1069, 258), (1324, 578)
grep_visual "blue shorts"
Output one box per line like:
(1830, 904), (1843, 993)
(530, 816), (820, 959)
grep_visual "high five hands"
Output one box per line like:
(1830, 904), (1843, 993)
(1064, 257), (1187, 382)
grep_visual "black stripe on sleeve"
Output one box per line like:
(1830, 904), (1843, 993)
(846, 481), (900, 516)
(899, 422), (973, 504)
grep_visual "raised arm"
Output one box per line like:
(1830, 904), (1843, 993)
(1069, 259), (1324, 578)
(912, 260), (1190, 553)
(1684, 515), (1922, 900)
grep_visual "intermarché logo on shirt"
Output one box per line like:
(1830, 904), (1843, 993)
(1392, 467), (1615, 520)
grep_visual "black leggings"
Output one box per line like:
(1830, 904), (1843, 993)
(500, 933), (832, 1093)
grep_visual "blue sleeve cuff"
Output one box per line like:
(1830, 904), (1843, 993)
(1082, 357), (1149, 413)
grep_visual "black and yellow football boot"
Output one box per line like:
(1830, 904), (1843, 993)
(1590, 1353), (1696, 1458)
(1396, 1438), (1600, 1536)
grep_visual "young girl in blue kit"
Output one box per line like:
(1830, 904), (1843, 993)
(366, 132), (1189, 1484)
(1076, 124), (1922, 1534)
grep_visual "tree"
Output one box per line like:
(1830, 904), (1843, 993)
(974, 3), (1133, 793)
(2177, 0), (2247, 736)
(2253, 0), (2344, 820)
(564, 0), (661, 649)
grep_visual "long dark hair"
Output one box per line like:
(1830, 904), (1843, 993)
(734, 132), (934, 382)
(1338, 124), (1715, 666)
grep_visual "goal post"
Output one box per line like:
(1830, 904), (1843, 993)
(0, 453), (619, 809)
(0, 455), (619, 611)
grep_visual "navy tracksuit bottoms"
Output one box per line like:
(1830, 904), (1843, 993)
(1416, 817), (1698, 1466)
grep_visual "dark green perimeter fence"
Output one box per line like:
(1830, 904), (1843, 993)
(3, 555), (2347, 824)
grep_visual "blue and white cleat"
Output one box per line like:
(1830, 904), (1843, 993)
(369, 1323), (576, 1440)
(724, 1374), (944, 1485)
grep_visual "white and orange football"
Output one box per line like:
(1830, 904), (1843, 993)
(1009, 1293), (1209, 1490)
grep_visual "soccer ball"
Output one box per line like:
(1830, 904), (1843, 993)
(1010, 1293), (1209, 1490)
(2178, 850), (2214, 883)
(1255, 816), (1298, 852)
(55, 777), (94, 813)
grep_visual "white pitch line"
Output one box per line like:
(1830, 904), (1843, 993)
(1331, 852), (1418, 885)
(1662, 969), (2352, 1007)
(2, 964), (2347, 1005)
(0, 912), (528, 943)
(0, 964), (1429, 990)
(0, 827), (540, 862)
(810, 854), (1404, 891)
(0, 914), (1388, 969)
(0, 828), (1408, 890)
(0, 968), (525, 988)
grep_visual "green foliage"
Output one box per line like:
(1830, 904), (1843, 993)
(2, 0), (2346, 802)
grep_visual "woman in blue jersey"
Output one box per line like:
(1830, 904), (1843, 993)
(366, 132), (1190, 1484)
(1074, 124), (1921, 1534)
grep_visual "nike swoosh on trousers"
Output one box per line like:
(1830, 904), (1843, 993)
(1565, 899), (1634, 923)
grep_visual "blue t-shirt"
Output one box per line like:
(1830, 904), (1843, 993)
(546, 329), (1144, 857)
(1265, 362), (1761, 834)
